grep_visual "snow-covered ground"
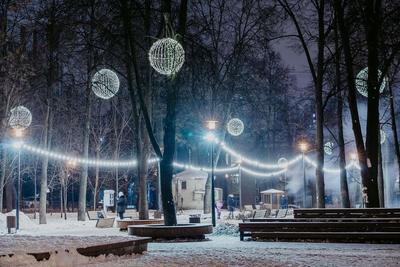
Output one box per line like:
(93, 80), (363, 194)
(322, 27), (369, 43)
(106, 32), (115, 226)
(1, 210), (400, 267)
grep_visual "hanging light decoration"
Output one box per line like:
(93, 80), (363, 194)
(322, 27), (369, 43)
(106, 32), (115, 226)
(8, 106), (32, 129)
(277, 157), (288, 168)
(380, 129), (386, 145)
(355, 67), (388, 97)
(148, 38), (185, 75)
(324, 141), (334, 155)
(91, 69), (120, 99)
(227, 118), (244, 136)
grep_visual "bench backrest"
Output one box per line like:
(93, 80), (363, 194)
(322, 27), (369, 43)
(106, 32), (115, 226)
(276, 209), (288, 218)
(244, 205), (254, 211)
(96, 217), (115, 228)
(253, 209), (267, 219)
(87, 210), (106, 220)
(294, 208), (400, 218)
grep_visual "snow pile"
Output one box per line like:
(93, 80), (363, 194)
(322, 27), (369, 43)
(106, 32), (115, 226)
(211, 223), (239, 237)
(0, 213), (7, 234)
(6, 210), (36, 229)
(0, 210), (36, 233)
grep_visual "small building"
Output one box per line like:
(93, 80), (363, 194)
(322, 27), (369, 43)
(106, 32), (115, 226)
(260, 189), (285, 210)
(173, 170), (223, 210)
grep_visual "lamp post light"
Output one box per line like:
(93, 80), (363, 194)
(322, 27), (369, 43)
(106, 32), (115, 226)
(299, 141), (309, 208)
(205, 120), (217, 227)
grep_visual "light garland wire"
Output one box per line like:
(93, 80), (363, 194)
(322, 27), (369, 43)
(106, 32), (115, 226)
(15, 142), (360, 175)
(220, 141), (302, 169)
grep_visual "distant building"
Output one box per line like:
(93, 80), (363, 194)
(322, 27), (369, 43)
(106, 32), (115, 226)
(260, 189), (285, 210)
(173, 170), (223, 210)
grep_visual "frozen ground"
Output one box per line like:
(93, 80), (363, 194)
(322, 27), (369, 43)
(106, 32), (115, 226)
(1, 210), (400, 267)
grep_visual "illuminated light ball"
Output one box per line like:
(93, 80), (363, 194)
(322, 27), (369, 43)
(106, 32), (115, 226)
(324, 141), (334, 155)
(380, 129), (386, 145)
(278, 157), (288, 168)
(227, 118), (244, 136)
(8, 106), (32, 129)
(355, 67), (388, 98)
(148, 38), (185, 75)
(91, 69), (120, 99)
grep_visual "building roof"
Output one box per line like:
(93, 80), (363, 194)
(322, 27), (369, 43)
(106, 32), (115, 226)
(260, 189), (285, 194)
(174, 170), (208, 180)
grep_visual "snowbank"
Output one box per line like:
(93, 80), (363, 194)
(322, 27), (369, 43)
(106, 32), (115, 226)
(0, 210), (36, 234)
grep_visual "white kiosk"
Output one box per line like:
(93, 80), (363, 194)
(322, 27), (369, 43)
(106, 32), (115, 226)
(103, 190), (115, 212)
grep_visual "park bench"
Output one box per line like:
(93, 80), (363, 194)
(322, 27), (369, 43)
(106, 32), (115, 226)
(239, 208), (400, 243)
(243, 205), (255, 218)
(294, 208), (400, 218)
(87, 210), (115, 228)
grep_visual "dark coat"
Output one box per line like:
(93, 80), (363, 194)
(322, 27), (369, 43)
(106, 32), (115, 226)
(117, 195), (127, 213)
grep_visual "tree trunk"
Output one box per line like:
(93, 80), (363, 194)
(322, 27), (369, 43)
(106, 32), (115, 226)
(63, 178), (67, 220)
(334, 15), (350, 208)
(39, 105), (51, 224)
(388, 83), (400, 191)
(204, 176), (211, 214)
(0, 148), (7, 212)
(314, 0), (326, 208)
(78, 81), (91, 221)
(334, 0), (370, 200)
(138, 118), (149, 220)
(377, 144), (384, 207)
(364, 0), (381, 207)
(93, 147), (99, 211)
(60, 181), (63, 218)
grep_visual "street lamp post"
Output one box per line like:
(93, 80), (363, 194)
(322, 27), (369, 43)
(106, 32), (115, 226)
(205, 120), (217, 227)
(211, 140), (216, 226)
(238, 164), (242, 210)
(17, 147), (21, 230)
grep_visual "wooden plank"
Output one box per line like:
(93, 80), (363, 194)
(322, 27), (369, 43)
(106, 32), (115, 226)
(246, 217), (400, 222)
(250, 231), (400, 243)
(96, 218), (115, 228)
(294, 208), (400, 219)
(239, 221), (400, 233)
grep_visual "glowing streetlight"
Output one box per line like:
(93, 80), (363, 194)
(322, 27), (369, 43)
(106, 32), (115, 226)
(350, 152), (357, 161)
(299, 142), (309, 153)
(205, 120), (218, 130)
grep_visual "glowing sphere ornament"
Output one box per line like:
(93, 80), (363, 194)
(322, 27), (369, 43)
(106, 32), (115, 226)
(380, 129), (386, 145)
(227, 118), (244, 136)
(8, 106), (32, 129)
(324, 141), (334, 155)
(355, 67), (388, 98)
(91, 69), (120, 99)
(148, 38), (185, 75)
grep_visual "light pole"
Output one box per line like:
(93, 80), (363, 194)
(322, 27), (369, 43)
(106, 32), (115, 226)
(205, 120), (217, 227)
(12, 133), (24, 231)
(299, 141), (308, 208)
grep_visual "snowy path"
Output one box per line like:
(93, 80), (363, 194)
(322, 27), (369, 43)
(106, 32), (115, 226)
(1, 212), (400, 266)
(84, 236), (400, 267)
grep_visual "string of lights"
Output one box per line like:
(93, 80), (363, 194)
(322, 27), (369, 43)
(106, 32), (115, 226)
(219, 141), (302, 169)
(15, 142), (360, 176)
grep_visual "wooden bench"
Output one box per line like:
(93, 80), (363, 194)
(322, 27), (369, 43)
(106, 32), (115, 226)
(240, 208), (400, 243)
(87, 210), (115, 228)
(294, 208), (400, 218)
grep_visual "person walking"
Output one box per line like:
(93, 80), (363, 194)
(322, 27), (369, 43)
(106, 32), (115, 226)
(227, 194), (235, 219)
(117, 191), (127, 220)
